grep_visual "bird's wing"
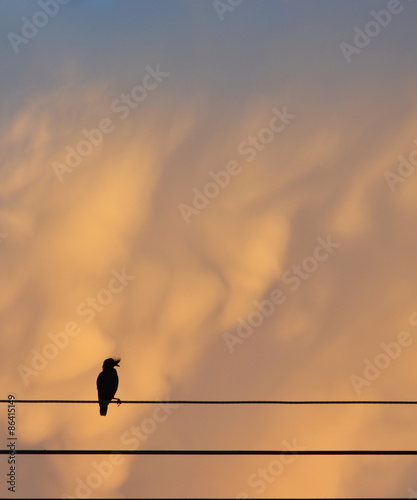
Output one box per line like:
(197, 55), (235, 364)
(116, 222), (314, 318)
(97, 371), (119, 401)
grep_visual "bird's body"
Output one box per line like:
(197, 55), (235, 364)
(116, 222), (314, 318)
(96, 358), (121, 416)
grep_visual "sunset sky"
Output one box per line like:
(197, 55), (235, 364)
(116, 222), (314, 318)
(2, 0), (417, 498)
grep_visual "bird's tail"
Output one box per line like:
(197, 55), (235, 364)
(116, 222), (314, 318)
(99, 402), (108, 416)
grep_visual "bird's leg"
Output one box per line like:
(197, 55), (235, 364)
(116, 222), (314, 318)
(113, 398), (122, 406)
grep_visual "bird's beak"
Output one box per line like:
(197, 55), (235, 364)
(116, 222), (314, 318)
(115, 362), (120, 367)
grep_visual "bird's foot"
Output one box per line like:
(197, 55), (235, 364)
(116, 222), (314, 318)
(115, 398), (122, 406)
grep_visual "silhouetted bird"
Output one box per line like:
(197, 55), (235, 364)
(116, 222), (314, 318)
(96, 358), (121, 416)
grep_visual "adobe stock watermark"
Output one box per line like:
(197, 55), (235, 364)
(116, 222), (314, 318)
(178, 105), (296, 224)
(5, 395), (17, 494)
(408, 486), (417, 499)
(339, 0), (408, 63)
(223, 235), (341, 354)
(62, 398), (180, 499)
(213, 0), (244, 22)
(349, 311), (417, 394)
(51, 64), (169, 182)
(236, 439), (305, 498)
(7, 0), (70, 54)
(17, 268), (134, 386)
(384, 137), (417, 192)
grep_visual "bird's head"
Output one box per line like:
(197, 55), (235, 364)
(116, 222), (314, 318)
(102, 357), (121, 369)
